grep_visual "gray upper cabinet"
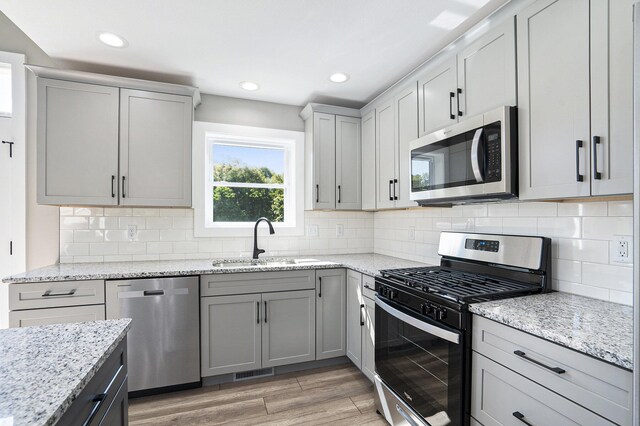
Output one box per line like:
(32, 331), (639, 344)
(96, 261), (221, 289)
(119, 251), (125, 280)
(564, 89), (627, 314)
(119, 89), (192, 207)
(418, 56), (458, 137)
(375, 98), (397, 209)
(394, 83), (419, 209)
(262, 290), (316, 368)
(336, 115), (362, 210)
(457, 18), (517, 119)
(518, 0), (592, 200)
(31, 66), (198, 207)
(201, 293), (262, 377)
(37, 79), (120, 206)
(301, 104), (361, 211)
(316, 269), (346, 360)
(590, 0), (634, 196)
(361, 110), (376, 210)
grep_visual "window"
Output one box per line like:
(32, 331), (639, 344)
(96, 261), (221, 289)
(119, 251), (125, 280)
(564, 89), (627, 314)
(193, 122), (304, 237)
(0, 63), (12, 117)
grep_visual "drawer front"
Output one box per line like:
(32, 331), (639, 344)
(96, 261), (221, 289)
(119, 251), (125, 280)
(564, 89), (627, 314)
(201, 270), (315, 296)
(473, 315), (632, 426)
(472, 352), (615, 426)
(362, 274), (376, 300)
(58, 339), (127, 426)
(9, 280), (105, 310)
(9, 305), (106, 328)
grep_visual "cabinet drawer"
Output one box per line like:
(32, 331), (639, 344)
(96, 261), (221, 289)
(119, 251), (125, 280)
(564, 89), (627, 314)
(9, 280), (105, 310)
(201, 270), (315, 296)
(57, 339), (127, 426)
(9, 305), (106, 328)
(362, 274), (376, 300)
(472, 352), (615, 426)
(473, 315), (632, 426)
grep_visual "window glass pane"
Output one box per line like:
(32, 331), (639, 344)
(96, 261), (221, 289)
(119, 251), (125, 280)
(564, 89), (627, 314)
(212, 143), (284, 184)
(0, 63), (12, 117)
(213, 187), (284, 222)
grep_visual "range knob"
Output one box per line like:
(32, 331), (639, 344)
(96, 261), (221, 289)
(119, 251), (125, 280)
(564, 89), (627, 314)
(437, 308), (448, 321)
(388, 289), (398, 300)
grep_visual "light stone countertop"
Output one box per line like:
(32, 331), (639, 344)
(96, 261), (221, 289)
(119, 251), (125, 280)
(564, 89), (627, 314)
(2, 253), (431, 283)
(469, 292), (633, 370)
(0, 319), (131, 426)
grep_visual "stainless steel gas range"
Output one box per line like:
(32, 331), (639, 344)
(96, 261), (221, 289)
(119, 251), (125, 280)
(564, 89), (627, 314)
(373, 231), (552, 426)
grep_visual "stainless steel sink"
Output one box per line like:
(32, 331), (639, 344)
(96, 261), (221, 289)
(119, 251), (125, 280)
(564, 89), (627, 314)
(211, 261), (257, 268)
(211, 258), (321, 268)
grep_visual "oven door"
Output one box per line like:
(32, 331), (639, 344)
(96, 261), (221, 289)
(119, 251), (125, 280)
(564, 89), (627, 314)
(375, 295), (464, 426)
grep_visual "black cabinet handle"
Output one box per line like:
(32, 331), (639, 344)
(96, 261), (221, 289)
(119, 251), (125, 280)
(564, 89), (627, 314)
(143, 289), (164, 296)
(513, 350), (566, 374)
(575, 140), (584, 182)
(593, 136), (602, 180)
(82, 393), (107, 426)
(388, 180), (393, 201)
(457, 88), (463, 117)
(393, 179), (398, 200)
(42, 289), (76, 297)
(2, 140), (14, 157)
(111, 175), (115, 198)
(316, 184), (319, 203)
(257, 301), (260, 324)
(318, 276), (322, 297)
(122, 176), (126, 198)
(264, 301), (267, 323)
(513, 411), (534, 426)
(360, 303), (365, 326)
(449, 92), (455, 120)
(338, 185), (341, 203)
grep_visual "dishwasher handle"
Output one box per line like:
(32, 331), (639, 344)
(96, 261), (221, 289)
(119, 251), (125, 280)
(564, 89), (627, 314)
(143, 289), (165, 296)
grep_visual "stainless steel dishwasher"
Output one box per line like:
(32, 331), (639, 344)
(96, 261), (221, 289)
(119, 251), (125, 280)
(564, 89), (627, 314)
(106, 276), (200, 395)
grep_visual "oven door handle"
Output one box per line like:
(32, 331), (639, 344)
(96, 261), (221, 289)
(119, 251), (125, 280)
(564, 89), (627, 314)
(471, 128), (484, 183)
(396, 404), (426, 426)
(375, 296), (460, 344)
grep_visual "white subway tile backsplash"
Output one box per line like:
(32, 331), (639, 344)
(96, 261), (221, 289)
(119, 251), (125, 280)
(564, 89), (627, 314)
(59, 199), (633, 305)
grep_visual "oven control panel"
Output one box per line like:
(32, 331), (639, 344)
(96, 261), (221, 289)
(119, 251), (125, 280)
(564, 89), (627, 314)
(465, 238), (499, 252)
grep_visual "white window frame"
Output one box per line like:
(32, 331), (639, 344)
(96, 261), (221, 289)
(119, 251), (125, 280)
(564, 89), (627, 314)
(193, 121), (304, 237)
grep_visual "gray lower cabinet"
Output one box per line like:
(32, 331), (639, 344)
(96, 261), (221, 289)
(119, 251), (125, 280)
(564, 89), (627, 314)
(200, 293), (262, 376)
(361, 296), (375, 382)
(263, 290), (316, 367)
(316, 269), (346, 360)
(57, 339), (128, 426)
(345, 270), (376, 382)
(201, 284), (316, 376)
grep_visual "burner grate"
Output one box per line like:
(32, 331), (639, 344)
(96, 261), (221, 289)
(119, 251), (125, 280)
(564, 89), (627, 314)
(380, 267), (539, 303)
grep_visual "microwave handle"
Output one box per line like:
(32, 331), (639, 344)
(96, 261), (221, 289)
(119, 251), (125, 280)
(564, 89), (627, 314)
(471, 128), (484, 183)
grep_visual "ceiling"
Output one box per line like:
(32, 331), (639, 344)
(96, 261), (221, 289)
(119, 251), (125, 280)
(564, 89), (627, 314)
(0, 0), (508, 107)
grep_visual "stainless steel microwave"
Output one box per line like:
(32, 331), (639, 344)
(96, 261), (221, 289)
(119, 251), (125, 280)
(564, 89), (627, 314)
(409, 106), (517, 206)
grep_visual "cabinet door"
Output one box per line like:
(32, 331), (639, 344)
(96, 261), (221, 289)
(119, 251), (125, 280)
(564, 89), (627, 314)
(316, 269), (347, 360)
(346, 270), (363, 368)
(336, 115), (362, 210)
(518, 0), (591, 200)
(200, 293), (262, 376)
(417, 56), (458, 136)
(590, 0), (634, 196)
(395, 82), (419, 208)
(262, 290), (316, 368)
(37, 79), (119, 205)
(361, 110), (376, 210)
(457, 17), (517, 118)
(9, 305), (105, 328)
(376, 98), (397, 209)
(362, 296), (376, 382)
(98, 377), (128, 426)
(313, 112), (336, 209)
(119, 89), (192, 207)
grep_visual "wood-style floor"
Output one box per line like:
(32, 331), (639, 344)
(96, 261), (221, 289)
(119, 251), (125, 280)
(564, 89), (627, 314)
(128, 364), (388, 425)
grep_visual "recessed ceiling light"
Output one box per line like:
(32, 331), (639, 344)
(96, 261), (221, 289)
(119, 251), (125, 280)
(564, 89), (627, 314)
(329, 73), (349, 83)
(240, 81), (259, 91)
(98, 32), (127, 48)
(429, 11), (468, 30)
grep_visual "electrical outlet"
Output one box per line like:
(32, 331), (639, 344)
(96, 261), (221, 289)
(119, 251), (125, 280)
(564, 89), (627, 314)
(127, 225), (138, 240)
(307, 224), (319, 237)
(409, 226), (416, 241)
(611, 235), (633, 264)
(336, 224), (344, 237)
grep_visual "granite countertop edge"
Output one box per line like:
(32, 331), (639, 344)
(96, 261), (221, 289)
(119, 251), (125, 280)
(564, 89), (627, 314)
(469, 295), (633, 371)
(45, 319), (132, 426)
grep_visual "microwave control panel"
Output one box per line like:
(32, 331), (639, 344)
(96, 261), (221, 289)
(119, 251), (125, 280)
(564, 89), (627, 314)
(485, 125), (502, 182)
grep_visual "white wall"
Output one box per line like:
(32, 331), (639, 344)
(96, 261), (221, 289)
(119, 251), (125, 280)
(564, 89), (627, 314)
(375, 200), (634, 305)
